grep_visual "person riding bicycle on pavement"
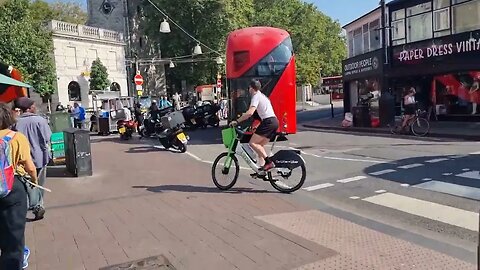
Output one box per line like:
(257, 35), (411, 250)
(401, 87), (417, 131)
(230, 79), (279, 172)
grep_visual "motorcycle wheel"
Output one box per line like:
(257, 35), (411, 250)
(177, 143), (187, 153)
(159, 137), (171, 149)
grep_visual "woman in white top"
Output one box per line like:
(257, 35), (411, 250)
(402, 87), (416, 130)
(231, 79), (279, 171)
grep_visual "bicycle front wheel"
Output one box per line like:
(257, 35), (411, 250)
(411, 118), (430, 137)
(212, 152), (239, 190)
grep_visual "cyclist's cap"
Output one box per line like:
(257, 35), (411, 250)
(249, 79), (261, 91)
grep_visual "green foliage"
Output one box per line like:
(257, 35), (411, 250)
(143, 0), (345, 88)
(30, 0), (88, 24)
(0, 0), (56, 97)
(89, 58), (110, 90)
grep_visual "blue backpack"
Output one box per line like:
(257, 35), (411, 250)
(0, 131), (16, 198)
(78, 107), (86, 121)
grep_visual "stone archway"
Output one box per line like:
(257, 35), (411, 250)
(110, 82), (121, 92)
(68, 81), (81, 101)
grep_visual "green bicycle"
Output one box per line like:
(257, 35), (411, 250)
(211, 126), (307, 193)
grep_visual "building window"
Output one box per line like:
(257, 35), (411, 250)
(369, 19), (381, 50)
(392, 19), (406, 41)
(407, 2), (432, 16)
(68, 81), (81, 101)
(407, 12), (433, 42)
(348, 31), (354, 57)
(392, 9), (405, 21)
(108, 51), (117, 71)
(353, 27), (363, 56)
(110, 82), (120, 91)
(363, 23), (369, 53)
(452, 0), (480, 34)
(434, 0), (450, 9)
(434, 8), (450, 31)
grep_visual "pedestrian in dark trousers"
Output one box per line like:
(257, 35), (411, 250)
(0, 102), (38, 270)
(13, 97), (52, 221)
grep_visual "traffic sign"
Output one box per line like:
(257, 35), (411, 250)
(134, 74), (143, 85)
(135, 84), (142, 90)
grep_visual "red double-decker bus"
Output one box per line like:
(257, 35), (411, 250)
(226, 27), (297, 134)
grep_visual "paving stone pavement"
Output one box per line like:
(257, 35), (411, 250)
(23, 137), (476, 269)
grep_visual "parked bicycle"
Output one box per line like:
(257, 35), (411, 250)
(211, 126), (306, 193)
(389, 109), (430, 137)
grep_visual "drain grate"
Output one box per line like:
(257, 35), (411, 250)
(99, 255), (176, 270)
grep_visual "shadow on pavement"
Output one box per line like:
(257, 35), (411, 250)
(132, 184), (276, 194)
(186, 127), (223, 146)
(125, 146), (168, 154)
(363, 154), (480, 199)
(47, 166), (74, 178)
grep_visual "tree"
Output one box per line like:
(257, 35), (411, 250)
(89, 59), (110, 90)
(0, 0), (56, 97)
(29, 0), (88, 25)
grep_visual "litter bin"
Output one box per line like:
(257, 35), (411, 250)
(352, 106), (371, 127)
(64, 128), (92, 177)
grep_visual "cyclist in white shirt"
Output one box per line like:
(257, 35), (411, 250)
(231, 79), (279, 171)
(402, 87), (416, 130)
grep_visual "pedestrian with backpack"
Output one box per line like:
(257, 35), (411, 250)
(0, 102), (38, 270)
(13, 97), (52, 220)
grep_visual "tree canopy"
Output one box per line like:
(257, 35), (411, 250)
(0, 0), (56, 97)
(89, 59), (110, 90)
(143, 0), (345, 88)
(30, 0), (88, 25)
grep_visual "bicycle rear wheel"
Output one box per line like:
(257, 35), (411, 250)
(212, 152), (239, 190)
(269, 164), (307, 193)
(411, 118), (430, 137)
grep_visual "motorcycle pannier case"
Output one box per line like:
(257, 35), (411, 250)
(161, 111), (186, 129)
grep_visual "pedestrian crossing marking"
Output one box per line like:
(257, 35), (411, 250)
(398, 163), (424, 169)
(415, 180), (480, 201)
(370, 169), (396, 176)
(337, 176), (367, 183)
(363, 192), (479, 231)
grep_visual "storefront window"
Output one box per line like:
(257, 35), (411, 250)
(392, 9), (405, 21)
(452, 0), (480, 34)
(392, 20), (406, 41)
(434, 8), (450, 31)
(363, 24), (370, 53)
(434, 0), (450, 9)
(348, 31), (354, 57)
(407, 13), (433, 42)
(433, 71), (480, 116)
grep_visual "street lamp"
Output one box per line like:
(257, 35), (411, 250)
(159, 19), (171, 33)
(193, 44), (203, 55)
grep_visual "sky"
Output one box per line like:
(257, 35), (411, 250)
(53, 0), (386, 28)
(308, 0), (386, 26)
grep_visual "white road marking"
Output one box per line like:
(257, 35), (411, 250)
(415, 181), (480, 201)
(450, 155), (467, 159)
(370, 169), (396, 176)
(303, 183), (334, 191)
(363, 192), (479, 231)
(398, 163), (424, 169)
(186, 151), (202, 161)
(375, 190), (387, 193)
(336, 176), (367, 183)
(425, 158), (449, 163)
(400, 183), (410, 187)
(442, 173), (453, 176)
(463, 168), (470, 171)
(422, 178), (432, 181)
(470, 151), (480, 155)
(349, 196), (360, 200)
(288, 147), (387, 164)
(456, 171), (480, 180)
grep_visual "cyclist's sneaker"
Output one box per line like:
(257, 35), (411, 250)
(23, 246), (30, 269)
(261, 161), (275, 171)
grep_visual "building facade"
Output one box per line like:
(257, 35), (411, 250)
(48, 20), (128, 108)
(343, 0), (480, 127)
(86, 0), (167, 97)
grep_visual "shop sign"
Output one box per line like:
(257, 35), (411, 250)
(342, 49), (383, 81)
(392, 30), (480, 66)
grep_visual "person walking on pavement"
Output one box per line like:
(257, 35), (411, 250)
(0, 102), (38, 270)
(159, 96), (172, 109)
(13, 97), (52, 221)
(72, 102), (86, 129)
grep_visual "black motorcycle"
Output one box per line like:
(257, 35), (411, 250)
(158, 112), (189, 153)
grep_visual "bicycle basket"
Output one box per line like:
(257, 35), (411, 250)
(221, 127), (235, 148)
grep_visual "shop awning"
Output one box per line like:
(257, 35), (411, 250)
(0, 73), (31, 88)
